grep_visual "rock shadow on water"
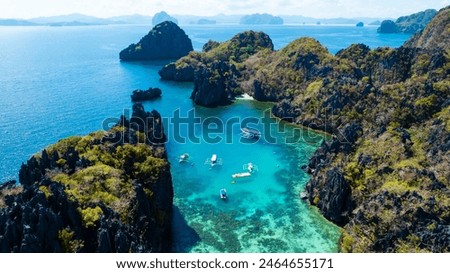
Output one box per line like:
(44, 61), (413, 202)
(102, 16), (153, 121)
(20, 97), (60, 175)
(171, 206), (201, 253)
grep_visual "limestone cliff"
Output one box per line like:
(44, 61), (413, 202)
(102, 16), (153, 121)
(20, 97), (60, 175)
(120, 21), (193, 61)
(0, 104), (173, 252)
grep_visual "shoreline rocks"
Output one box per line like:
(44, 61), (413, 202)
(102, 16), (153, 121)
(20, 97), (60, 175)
(0, 104), (173, 252)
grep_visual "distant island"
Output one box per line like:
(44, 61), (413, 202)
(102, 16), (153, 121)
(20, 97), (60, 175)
(356, 22), (364, 27)
(378, 9), (437, 33)
(240, 13), (283, 25)
(197, 19), (216, 25)
(368, 20), (381, 26)
(0, 19), (38, 26)
(0, 12), (389, 27)
(152, 11), (178, 25)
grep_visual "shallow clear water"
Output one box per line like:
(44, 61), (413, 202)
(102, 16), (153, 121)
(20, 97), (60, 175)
(0, 24), (411, 252)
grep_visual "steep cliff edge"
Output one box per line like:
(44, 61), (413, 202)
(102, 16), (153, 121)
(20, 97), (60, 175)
(161, 6), (450, 252)
(159, 31), (273, 107)
(0, 104), (173, 252)
(405, 6), (450, 50)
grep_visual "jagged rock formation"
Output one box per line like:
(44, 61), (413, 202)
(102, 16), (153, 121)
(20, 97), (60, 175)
(159, 31), (274, 106)
(131, 87), (162, 102)
(0, 104), (173, 252)
(378, 9), (437, 34)
(120, 21), (193, 61)
(163, 6), (450, 252)
(152, 11), (178, 25)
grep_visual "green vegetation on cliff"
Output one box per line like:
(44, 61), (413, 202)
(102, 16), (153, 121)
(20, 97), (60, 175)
(378, 9), (438, 34)
(1, 103), (173, 252)
(162, 6), (450, 252)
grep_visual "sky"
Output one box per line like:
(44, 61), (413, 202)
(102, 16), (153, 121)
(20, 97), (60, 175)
(0, 0), (449, 19)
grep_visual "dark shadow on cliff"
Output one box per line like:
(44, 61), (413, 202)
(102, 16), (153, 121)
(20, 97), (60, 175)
(171, 206), (200, 252)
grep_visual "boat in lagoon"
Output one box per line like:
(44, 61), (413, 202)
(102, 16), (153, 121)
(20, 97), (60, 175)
(205, 154), (223, 167)
(231, 172), (252, 179)
(240, 127), (261, 139)
(178, 153), (190, 163)
(220, 188), (227, 199)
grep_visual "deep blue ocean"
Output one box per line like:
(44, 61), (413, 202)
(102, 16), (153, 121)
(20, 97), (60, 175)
(0, 24), (410, 252)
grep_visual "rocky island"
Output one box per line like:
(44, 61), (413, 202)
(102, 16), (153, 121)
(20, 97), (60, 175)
(378, 9), (437, 34)
(161, 6), (450, 252)
(131, 87), (162, 102)
(239, 13), (284, 25)
(0, 104), (173, 252)
(119, 21), (193, 61)
(159, 31), (274, 106)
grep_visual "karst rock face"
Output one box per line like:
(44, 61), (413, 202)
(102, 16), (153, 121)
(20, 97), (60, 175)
(0, 104), (174, 253)
(120, 21), (193, 61)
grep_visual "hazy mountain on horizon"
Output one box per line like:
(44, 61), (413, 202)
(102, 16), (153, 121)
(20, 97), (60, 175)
(0, 12), (406, 26)
(28, 13), (120, 25)
(107, 14), (152, 24)
(0, 19), (39, 26)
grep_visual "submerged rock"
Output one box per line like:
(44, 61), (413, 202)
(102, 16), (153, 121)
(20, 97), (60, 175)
(120, 21), (193, 61)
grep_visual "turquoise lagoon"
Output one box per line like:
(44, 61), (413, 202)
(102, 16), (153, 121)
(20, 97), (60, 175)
(0, 24), (411, 252)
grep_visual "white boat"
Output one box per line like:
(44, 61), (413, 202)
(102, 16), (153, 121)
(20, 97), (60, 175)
(232, 172), (252, 179)
(220, 188), (227, 199)
(179, 153), (190, 163)
(205, 154), (223, 167)
(240, 127), (261, 139)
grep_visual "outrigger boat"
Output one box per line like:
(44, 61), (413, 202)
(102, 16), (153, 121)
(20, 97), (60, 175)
(205, 154), (223, 167)
(232, 172), (252, 179)
(240, 127), (261, 139)
(220, 188), (227, 199)
(178, 153), (190, 163)
(243, 162), (258, 173)
(231, 162), (258, 179)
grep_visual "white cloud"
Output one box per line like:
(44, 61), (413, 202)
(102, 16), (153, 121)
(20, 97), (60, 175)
(0, 0), (448, 19)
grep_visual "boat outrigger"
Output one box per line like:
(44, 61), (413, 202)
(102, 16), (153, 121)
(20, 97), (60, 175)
(178, 153), (190, 163)
(243, 162), (258, 173)
(232, 162), (258, 179)
(240, 127), (261, 139)
(205, 154), (223, 167)
(220, 188), (227, 199)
